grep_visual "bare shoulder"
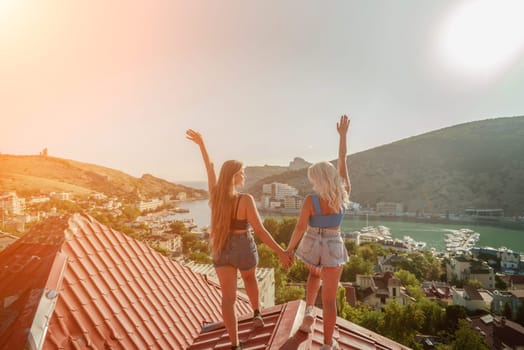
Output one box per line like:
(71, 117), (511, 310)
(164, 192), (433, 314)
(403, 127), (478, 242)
(239, 193), (256, 208)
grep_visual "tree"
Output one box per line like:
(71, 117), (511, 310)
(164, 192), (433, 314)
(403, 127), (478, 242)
(380, 301), (424, 347)
(276, 216), (297, 245)
(463, 279), (483, 289)
(287, 259), (309, 283)
(495, 274), (508, 290)
(449, 319), (489, 350)
(395, 269), (420, 288)
(445, 305), (467, 332)
(342, 255), (373, 282)
(263, 217), (279, 236)
(169, 221), (189, 235)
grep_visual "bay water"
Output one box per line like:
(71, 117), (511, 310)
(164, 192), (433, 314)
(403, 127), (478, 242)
(173, 198), (524, 254)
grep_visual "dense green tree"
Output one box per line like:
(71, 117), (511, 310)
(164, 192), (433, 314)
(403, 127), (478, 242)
(287, 259), (309, 283)
(257, 243), (279, 269)
(444, 305), (467, 332)
(262, 217), (279, 236)
(341, 255), (373, 282)
(380, 301), (424, 347)
(358, 242), (384, 263)
(395, 269), (420, 288)
(463, 279), (483, 289)
(345, 240), (358, 256)
(276, 216), (297, 245)
(449, 319), (489, 350)
(169, 221), (189, 235)
(495, 274), (508, 290)
(418, 298), (446, 335)
(122, 205), (140, 221)
(358, 308), (384, 333)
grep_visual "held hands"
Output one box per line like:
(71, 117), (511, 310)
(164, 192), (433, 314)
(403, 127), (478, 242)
(277, 248), (294, 269)
(337, 115), (350, 135)
(185, 129), (205, 146)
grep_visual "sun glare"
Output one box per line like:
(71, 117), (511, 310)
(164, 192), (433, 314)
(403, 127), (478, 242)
(436, 0), (524, 77)
(0, 0), (18, 19)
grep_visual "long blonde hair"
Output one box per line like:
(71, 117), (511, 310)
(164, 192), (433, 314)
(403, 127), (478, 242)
(209, 160), (243, 259)
(308, 161), (349, 211)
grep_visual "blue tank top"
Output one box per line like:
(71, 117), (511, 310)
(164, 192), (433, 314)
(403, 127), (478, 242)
(308, 194), (345, 228)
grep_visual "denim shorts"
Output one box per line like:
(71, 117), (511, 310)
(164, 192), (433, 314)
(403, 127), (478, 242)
(213, 231), (258, 271)
(295, 227), (348, 267)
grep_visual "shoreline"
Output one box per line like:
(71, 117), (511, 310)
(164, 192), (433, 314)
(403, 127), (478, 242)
(258, 208), (524, 231)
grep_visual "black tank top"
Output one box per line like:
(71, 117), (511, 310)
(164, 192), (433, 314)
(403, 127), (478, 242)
(231, 194), (250, 231)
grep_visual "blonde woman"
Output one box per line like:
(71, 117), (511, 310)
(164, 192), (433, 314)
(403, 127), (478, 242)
(285, 115), (351, 350)
(186, 129), (290, 350)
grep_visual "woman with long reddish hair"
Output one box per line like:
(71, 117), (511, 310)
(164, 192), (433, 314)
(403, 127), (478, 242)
(186, 129), (290, 350)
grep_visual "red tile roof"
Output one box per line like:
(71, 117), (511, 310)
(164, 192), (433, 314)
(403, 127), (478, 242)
(0, 213), (413, 350)
(189, 300), (412, 350)
(0, 213), (252, 350)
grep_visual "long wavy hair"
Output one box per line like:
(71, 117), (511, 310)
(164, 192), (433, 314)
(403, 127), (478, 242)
(209, 160), (243, 259)
(308, 161), (349, 211)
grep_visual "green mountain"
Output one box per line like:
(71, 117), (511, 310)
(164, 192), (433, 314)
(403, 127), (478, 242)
(0, 155), (206, 200)
(246, 116), (524, 216)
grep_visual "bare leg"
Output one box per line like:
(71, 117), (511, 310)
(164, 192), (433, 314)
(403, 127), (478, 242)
(305, 265), (322, 306)
(320, 266), (343, 346)
(216, 266), (240, 346)
(239, 267), (260, 311)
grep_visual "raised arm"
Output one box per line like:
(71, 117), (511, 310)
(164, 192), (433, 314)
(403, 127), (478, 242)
(337, 115), (351, 196)
(186, 129), (217, 193)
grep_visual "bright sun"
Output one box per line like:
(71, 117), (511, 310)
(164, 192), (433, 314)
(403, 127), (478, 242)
(436, 0), (524, 77)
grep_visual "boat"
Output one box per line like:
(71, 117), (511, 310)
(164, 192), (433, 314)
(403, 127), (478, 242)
(443, 228), (480, 253)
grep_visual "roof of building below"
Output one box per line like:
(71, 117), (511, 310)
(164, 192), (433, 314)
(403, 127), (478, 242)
(189, 300), (412, 350)
(0, 213), (252, 350)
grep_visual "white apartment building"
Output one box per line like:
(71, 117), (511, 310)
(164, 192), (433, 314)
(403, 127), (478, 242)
(28, 196), (51, 204)
(136, 198), (164, 212)
(376, 202), (403, 215)
(446, 256), (496, 289)
(284, 196), (303, 209)
(0, 192), (25, 215)
(262, 182), (298, 200)
(52, 192), (72, 201)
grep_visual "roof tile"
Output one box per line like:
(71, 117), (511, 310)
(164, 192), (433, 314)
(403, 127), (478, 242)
(0, 213), (252, 350)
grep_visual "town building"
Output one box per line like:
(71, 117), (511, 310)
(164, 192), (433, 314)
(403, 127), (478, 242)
(491, 289), (524, 321)
(354, 272), (412, 309)
(376, 202), (403, 215)
(185, 262), (276, 308)
(446, 255), (496, 289)
(0, 192), (25, 215)
(262, 182), (298, 200)
(451, 285), (493, 312)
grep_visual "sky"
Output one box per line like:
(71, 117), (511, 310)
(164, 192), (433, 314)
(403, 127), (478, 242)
(1, 0), (524, 182)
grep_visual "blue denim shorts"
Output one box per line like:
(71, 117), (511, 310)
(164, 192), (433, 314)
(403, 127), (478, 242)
(213, 231), (258, 271)
(295, 227), (348, 267)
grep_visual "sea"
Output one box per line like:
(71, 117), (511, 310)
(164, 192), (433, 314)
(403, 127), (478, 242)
(172, 190), (524, 254)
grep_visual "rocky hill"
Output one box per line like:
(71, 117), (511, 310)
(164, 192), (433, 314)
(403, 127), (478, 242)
(0, 155), (205, 200)
(246, 116), (524, 216)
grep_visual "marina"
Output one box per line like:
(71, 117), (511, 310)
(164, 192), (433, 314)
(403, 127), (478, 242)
(175, 199), (524, 255)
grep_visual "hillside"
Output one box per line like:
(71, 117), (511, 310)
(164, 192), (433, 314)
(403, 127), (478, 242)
(0, 155), (206, 200)
(246, 116), (524, 215)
